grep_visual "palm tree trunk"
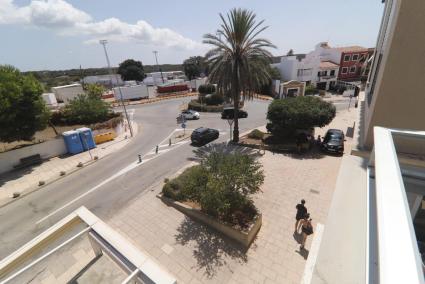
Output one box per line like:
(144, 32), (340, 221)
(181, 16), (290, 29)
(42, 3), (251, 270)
(233, 94), (239, 143)
(232, 64), (240, 143)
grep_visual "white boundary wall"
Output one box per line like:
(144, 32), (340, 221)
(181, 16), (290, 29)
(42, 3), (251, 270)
(0, 138), (67, 174)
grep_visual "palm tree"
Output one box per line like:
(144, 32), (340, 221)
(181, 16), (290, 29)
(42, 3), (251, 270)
(203, 8), (275, 142)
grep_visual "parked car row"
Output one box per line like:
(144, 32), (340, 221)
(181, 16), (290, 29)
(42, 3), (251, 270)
(179, 107), (248, 146)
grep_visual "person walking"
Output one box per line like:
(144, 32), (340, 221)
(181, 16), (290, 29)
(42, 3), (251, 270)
(298, 213), (314, 249)
(295, 199), (307, 233)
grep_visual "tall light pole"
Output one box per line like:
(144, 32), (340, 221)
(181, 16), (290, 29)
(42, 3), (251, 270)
(99, 40), (133, 137)
(153, 50), (164, 84)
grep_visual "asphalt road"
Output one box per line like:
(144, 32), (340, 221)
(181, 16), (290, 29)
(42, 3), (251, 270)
(0, 97), (271, 259)
(0, 96), (350, 259)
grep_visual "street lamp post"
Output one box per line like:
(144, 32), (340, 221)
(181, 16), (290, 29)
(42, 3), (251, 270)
(153, 51), (165, 84)
(99, 40), (133, 137)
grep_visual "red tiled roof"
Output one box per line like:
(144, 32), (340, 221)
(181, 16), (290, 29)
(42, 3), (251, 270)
(334, 46), (368, 52)
(319, 60), (339, 69)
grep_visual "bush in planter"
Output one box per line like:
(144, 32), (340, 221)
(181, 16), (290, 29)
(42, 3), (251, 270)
(199, 151), (264, 226)
(198, 84), (216, 94)
(266, 96), (336, 138)
(188, 99), (223, 112)
(162, 150), (264, 228)
(248, 129), (265, 140)
(162, 165), (207, 201)
(203, 93), (224, 105)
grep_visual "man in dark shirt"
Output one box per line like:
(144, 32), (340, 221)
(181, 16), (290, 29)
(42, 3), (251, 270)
(295, 199), (307, 233)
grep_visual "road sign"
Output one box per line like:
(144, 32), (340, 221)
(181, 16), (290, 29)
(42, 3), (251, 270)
(181, 123), (186, 129)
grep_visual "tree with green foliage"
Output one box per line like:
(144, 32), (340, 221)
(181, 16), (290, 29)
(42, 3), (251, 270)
(258, 66), (281, 96)
(117, 59), (146, 81)
(183, 56), (206, 80)
(266, 96), (336, 137)
(0, 65), (49, 142)
(62, 94), (111, 124)
(85, 84), (105, 99)
(204, 8), (275, 142)
(269, 66), (281, 80)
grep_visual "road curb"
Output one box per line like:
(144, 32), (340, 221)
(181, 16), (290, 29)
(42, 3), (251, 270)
(0, 122), (140, 209)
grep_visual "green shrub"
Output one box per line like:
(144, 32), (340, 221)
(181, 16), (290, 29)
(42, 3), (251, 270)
(162, 151), (264, 228)
(162, 165), (207, 201)
(304, 84), (318, 95)
(51, 94), (112, 125)
(198, 84), (216, 94)
(248, 129), (265, 140)
(266, 96), (335, 138)
(188, 99), (223, 112)
(204, 93), (224, 105)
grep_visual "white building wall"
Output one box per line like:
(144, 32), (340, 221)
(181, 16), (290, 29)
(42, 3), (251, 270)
(113, 85), (150, 100)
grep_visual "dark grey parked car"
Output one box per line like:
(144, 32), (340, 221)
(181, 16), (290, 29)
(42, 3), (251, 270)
(191, 127), (219, 145)
(321, 129), (345, 154)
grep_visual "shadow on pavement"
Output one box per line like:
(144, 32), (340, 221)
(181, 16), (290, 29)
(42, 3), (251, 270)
(295, 247), (309, 260)
(0, 164), (38, 188)
(270, 146), (328, 160)
(175, 216), (248, 278)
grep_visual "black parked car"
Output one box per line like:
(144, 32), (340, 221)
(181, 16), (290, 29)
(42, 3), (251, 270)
(191, 127), (219, 145)
(221, 108), (248, 119)
(321, 129), (345, 154)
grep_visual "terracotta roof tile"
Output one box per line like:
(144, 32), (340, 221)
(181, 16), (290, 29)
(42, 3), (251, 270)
(319, 60), (339, 69)
(334, 46), (367, 52)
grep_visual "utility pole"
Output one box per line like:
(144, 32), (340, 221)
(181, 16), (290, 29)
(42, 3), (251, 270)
(153, 51), (165, 84)
(99, 40), (133, 137)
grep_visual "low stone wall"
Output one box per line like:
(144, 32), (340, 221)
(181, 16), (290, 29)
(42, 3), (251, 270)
(159, 194), (262, 248)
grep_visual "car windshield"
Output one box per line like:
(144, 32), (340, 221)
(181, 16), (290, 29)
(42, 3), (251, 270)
(324, 133), (342, 142)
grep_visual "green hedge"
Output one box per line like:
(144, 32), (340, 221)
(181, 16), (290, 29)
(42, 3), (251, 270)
(200, 93), (224, 105)
(188, 99), (223, 112)
(198, 84), (216, 94)
(248, 129), (265, 140)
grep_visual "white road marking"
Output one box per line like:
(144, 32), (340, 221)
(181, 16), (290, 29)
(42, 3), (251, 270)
(35, 139), (190, 224)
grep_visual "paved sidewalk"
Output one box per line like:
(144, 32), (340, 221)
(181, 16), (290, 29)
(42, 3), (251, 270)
(105, 109), (357, 283)
(0, 122), (138, 206)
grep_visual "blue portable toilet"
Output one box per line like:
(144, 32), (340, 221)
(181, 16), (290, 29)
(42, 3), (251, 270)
(62, 130), (84, 154)
(77, 127), (96, 151)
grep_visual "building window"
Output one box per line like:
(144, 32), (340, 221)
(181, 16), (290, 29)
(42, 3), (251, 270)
(352, 54), (359, 61)
(350, 66), (356, 73)
(341, 67), (348, 74)
(343, 54), (351, 62)
(330, 70), (335, 76)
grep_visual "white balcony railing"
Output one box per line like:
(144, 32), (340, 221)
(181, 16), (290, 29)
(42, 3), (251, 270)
(367, 127), (425, 284)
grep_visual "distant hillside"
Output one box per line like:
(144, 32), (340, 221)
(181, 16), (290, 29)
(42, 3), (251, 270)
(24, 64), (183, 90)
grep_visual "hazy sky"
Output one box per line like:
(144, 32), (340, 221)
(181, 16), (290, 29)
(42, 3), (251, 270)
(0, 0), (385, 71)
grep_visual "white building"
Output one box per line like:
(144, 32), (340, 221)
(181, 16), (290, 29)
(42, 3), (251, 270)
(51, 83), (84, 104)
(113, 85), (155, 100)
(143, 71), (186, 86)
(272, 43), (341, 90)
(82, 74), (124, 88)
